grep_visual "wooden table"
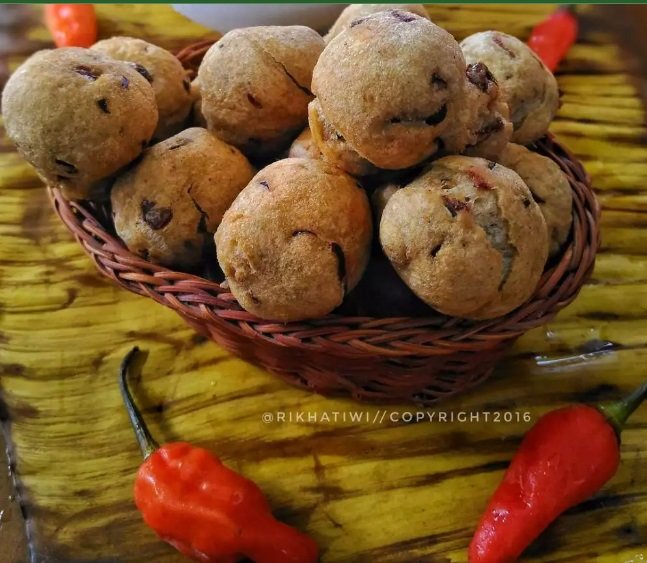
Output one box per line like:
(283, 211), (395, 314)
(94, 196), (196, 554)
(2, 5), (647, 562)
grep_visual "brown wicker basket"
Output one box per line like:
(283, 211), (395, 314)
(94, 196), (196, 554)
(47, 40), (600, 406)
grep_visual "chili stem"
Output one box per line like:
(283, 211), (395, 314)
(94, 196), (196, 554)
(118, 346), (159, 459)
(598, 380), (647, 438)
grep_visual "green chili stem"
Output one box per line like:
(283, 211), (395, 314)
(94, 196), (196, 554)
(118, 346), (158, 459)
(598, 380), (647, 439)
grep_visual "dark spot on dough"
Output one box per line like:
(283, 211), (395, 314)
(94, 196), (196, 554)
(474, 200), (517, 289)
(168, 138), (191, 151)
(217, 42), (225, 49)
(55, 159), (78, 175)
(275, 61), (312, 97)
(292, 230), (315, 237)
(246, 93), (263, 109)
(468, 169), (492, 190)
(530, 190), (546, 204)
(137, 248), (150, 260)
(390, 105), (448, 127)
(431, 73), (447, 88)
(333, 131), (345, 142)
(182, 78), (191, 93)
(523, 198), (531, 208)
(442, 196), (469, 218)
(425, 104), (447, 126)
(487, 160), (496, 170)
(120, 76), (129, 89)
(505, 73), (513, 80)
(350, 17), (367, 28)
(141, 199), (173, 230)
(97, 98), (110, 114)
(74, 65), (98, 80)
(249, 291), (261, 305)
(513, 112), (528, 131)
(390, 9), (418, 22)
(259, 180), (270, 190)
(330, 243), (346, 285)
(493, 35), (516, 58)
(130, 62), (153, 83)
(529, 49), (545, 68)
(466, 62), (497, 92)
(476, 117), (504, 138)
(187, 186), (209, 234)
(430, 243), (443, 257)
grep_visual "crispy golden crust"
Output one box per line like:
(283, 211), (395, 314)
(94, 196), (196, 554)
(91, 37), (192, 140)
(380, 155), (548, 319)
(197, 26), (324, 159)
(498, 143), (573, 256)
(324, 4), (430, 43)
(461, 31), (559, 144)
(111, 128), (254, 268)
(215, 158), (373, 321)
(312, 10), (475, 170)
(2, 47), (158, 199)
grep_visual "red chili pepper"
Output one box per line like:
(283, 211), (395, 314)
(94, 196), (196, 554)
(44, 4), (98, 48)
(527, 6), (578, 72)
(469, 380), (647, 562)
(119, 347), (318, 563)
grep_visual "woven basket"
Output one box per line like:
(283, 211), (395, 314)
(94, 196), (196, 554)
(47, 40), (600, 405)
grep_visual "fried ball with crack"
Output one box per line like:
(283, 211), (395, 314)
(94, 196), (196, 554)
(461, 31), (560, 144)
(111, 128), (254, 268)
(198, 26), (324, 159)
(311, 10), (476, 172)
(2, 47), (157, 199)
(380, 155), (548, 319)
(215, 158), (372, 321)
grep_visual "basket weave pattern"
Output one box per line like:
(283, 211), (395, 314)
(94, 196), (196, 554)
(47, 41), (600, 405)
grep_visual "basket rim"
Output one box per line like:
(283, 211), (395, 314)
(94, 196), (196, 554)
(48, 133), (600, 359)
